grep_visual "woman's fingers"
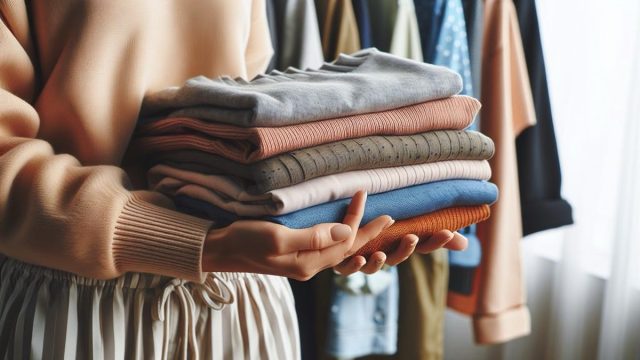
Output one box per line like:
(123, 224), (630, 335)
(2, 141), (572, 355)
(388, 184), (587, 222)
(443, 232), (468, 251)
(297, 224), (372, 271)
(385, 234), (419, 266)
(342, 190), (368, 232)
(415, 229), (455, 253)
(333, 255), (367, 276)
(359, 252), (387, 274)
(346, 215), (394, 256)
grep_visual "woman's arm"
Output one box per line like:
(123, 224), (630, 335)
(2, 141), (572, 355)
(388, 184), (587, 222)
(0, 5), (218, 281)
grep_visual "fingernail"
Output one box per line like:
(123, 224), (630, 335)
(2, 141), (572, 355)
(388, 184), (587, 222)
(385, 218), (395, 229)
(330, 224), (352, 242)
(376, 258), (385, 265)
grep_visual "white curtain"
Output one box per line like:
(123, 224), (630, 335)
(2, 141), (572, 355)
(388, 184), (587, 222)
(444, 1), (640, 359)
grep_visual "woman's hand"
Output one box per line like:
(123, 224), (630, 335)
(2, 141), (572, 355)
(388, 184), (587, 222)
(333, 228), (469, 276)
(201, 190), (394, 281)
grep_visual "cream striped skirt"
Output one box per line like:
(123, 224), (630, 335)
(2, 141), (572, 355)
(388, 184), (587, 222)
(0, 256), (300, 359)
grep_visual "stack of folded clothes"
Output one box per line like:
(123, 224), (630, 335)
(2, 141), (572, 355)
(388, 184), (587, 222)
(134, 48), (497, 258)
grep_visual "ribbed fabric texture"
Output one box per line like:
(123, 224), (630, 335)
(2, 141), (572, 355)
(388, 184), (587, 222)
(139, 48), (463, 127)
(355, 205), (491, 257)
(148, 160), (492, 216)
(112, 196), (213, 282)
(135, 96), (480, 163)
(174, 180), (498, 229)
(151, 130), (494, 193)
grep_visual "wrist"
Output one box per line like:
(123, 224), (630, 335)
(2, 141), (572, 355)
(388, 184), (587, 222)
(202, 226), (230, 272)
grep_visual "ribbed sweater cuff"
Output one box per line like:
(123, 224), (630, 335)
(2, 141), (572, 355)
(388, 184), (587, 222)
(112, 196), (213, 283)
(472, 305), (531, 344)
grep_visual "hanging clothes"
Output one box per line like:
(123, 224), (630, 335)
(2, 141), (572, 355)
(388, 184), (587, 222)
(325, 267), (400, 358)
(352, 0), (373, 48)
(360, 251), (450, 360)
(270, 0), (325, 71)
(513, 0), (573, 236)
(366, 0), (398, 52)
(315, 0), (361, 60)
(429, 0), (473, 95)
(447, 0), (535, 344)
(390, 0), (424, 61)
(461, 0), (484, 102)
(359, 0), (423, 61)
(395, 250), (449, 360)
(265, 0), (279, 72)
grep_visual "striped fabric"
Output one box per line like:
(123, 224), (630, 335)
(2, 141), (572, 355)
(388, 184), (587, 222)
(0, 256), (299, 360)
(134, 96), (480, 163)
(151, 130), (495, 193)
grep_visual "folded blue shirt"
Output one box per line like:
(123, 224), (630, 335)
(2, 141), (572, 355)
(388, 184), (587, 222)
(175, 179), (498, 228)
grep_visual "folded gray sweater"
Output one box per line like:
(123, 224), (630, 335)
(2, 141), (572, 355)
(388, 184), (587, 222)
(140, 48), (463, 127)
(150, 130), (494, 193)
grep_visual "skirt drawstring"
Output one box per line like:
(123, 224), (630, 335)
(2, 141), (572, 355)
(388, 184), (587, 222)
(152, 273), (234, 359)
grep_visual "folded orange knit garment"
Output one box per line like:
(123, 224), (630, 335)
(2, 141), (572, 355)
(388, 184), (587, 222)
(354, 205), (491, 258)
(134, 96), (480, 163)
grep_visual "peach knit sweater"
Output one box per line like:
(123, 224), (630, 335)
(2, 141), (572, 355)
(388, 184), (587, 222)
(0, 0), (272, 282)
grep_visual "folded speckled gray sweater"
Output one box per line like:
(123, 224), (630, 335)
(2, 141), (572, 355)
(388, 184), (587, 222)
(150, 130), (493, 193)
(140, 48), (463, 127)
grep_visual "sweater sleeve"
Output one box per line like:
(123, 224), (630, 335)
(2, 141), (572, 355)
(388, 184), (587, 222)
(0, 4), (213, 282)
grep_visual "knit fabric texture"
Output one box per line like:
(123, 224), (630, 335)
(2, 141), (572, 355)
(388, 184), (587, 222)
(139, 48), (462, 127)
(148, 160), (492, 216)
(355, 205), (490, 257)
(174, 179), (499, 229)
(151, 130), (494, 193)
(135, 96), (480, 163)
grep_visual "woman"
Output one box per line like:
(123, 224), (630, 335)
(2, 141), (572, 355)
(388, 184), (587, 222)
(0, 1), (465, 358)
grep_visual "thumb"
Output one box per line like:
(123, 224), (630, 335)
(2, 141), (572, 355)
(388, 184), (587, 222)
(330, 224), (353, 242)
(347, 215), (395, 256)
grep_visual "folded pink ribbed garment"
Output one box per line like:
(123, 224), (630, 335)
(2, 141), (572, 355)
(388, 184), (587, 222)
(148, 160), (492, 216)
(135, 96), (480, 163)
